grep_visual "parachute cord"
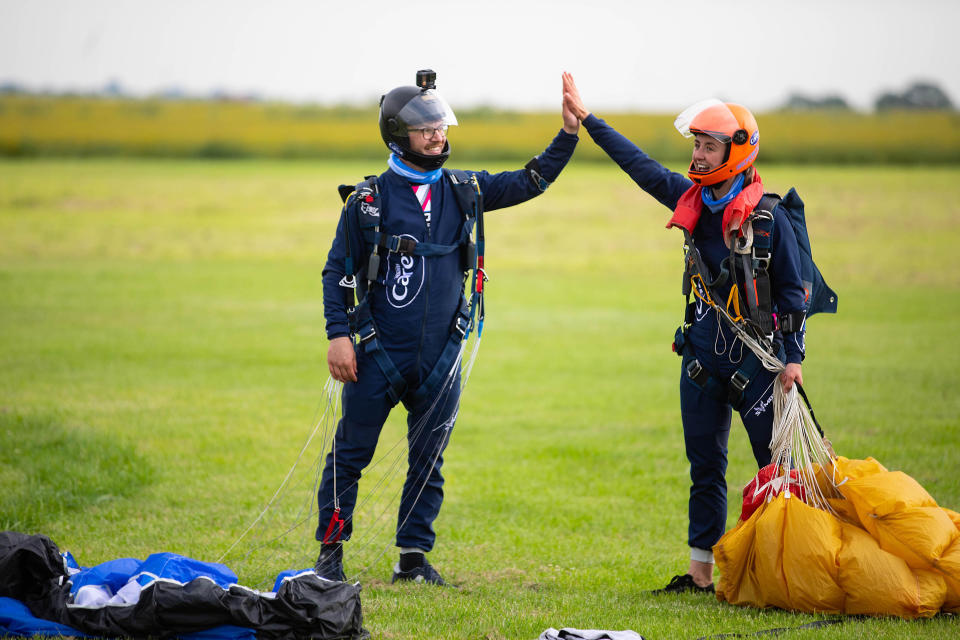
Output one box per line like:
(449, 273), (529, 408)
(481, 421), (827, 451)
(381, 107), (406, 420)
(709, 301), (842, 513)
(216, 377), (342, 565)
(349, 412), (454, 583)
(329, 344), (465, 549)
(343, 344), (467, 578)
(768, 375), (841, 513)
(220, 299), (482, 584)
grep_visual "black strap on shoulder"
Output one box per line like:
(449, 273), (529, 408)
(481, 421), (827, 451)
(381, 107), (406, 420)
(446, 169), (481, 221)
(746, 193), (779, 335)
(336, 175), (381, 313)
(445, 169), (483, 272)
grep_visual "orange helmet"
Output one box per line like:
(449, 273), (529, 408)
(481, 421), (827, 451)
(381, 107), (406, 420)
(675, 99), (759, 186)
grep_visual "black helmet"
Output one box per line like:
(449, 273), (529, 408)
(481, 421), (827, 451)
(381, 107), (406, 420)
(379, 69), (458, 171)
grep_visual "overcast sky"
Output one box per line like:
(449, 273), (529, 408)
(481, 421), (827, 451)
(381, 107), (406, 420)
(2, 0), (958, 112)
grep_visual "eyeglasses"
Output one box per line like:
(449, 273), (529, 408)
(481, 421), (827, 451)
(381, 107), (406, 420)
(408, 125), (448, 140)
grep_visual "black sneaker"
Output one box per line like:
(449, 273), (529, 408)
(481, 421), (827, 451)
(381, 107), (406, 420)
(390, 558), (448, 586)
(314, 544), (346, 582)
(651, 574), (715, 595)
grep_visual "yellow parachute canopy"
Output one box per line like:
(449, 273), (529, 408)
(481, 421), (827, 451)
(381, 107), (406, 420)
(715, 456), (960, 618)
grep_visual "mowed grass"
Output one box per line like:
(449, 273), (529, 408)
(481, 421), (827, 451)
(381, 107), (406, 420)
(1, 157), (959, 639)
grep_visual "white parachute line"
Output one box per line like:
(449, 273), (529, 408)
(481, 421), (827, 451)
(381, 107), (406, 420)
(313, 364), (458, 554)
(219, 380), (345, 585)
(216, 378), (342, 564)
(343, 352), (465, 576)
(707, 305), (844, 513)
(346, 357), (460, 537)
(460, 335), (482, 390)
(349, 421), (453, 583)
(221, 327), (481, 581)
(768, 382), (841, 514)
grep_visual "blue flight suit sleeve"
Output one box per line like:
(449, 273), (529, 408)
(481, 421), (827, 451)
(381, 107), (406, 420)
(321, 195), (367, 340)
(770, 206), (808, 364)
(472, 129), (578, 211)
(582, 114), (692, 209)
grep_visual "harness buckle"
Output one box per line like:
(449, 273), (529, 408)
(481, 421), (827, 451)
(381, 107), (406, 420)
(453, 314), (469, 339)
(753, 247), (771, 271)
(684, 358), (704, 382)
(390, 236), (417, 254)
(730, 370), (750, 394)
(358, 326), (376, 345)
(728, 369), (751, 408)
(338, 275), (357, 289)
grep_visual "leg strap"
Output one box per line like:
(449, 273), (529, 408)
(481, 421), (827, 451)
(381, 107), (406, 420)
(683, 351), (766, 410)
(406, 305), (471, 407)
(351, 301), (470, 407)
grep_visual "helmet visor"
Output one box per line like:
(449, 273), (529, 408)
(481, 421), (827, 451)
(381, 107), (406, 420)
(396, 89), (458, 130)
(674, 98), (736, 141)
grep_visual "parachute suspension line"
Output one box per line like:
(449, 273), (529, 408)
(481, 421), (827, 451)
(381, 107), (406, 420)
(348, 395), (457, 583)
(341, 343), (467, 580)
(461, 294), (484, 390)
(216, 377), (343, 565)
(706, 285), (842, 514)
(336, 343), (465, 534)
(321, 376), (346, 545)
(768, 382), (842, 514)
(335, 277), (484, 575)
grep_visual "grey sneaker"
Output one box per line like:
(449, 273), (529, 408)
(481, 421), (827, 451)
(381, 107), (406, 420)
(390, 558), (448, 586)
(314, 544), (346, 582)
(651, 574), (715, 595)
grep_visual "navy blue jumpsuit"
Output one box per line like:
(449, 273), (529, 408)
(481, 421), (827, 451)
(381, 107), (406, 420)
(581, 114), (808, 553)
(318, 129), (578, 551)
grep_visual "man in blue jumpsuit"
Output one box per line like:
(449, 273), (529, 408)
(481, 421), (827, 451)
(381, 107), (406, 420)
(316, 71), (580, 585)
(562, 74), (808, 593)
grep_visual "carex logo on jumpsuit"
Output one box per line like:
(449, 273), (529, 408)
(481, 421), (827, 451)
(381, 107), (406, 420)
(386, 234), (425, 308)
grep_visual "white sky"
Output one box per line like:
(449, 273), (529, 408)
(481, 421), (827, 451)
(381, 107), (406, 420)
(2, 0), (958, 112)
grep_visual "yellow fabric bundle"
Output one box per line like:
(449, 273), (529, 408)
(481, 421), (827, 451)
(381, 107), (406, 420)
(714, 456), (960, 617)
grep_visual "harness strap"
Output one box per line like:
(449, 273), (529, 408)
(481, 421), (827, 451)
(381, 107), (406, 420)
(749, 199), (777, 334)
(363, 229), (463, 257)
(339, 168), (485, 407)
(406, 303), (471, 407)
(351, 299), (470, 406)
(349, 304), (408, 404)
(778, 310), (805, 333)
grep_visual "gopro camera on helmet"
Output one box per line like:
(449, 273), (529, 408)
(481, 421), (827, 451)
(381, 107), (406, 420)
(416, 69), (436, 91)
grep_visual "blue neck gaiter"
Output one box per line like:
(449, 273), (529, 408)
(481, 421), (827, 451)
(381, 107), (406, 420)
(702, 173), (745, 213)
(388, 153), (442, 184)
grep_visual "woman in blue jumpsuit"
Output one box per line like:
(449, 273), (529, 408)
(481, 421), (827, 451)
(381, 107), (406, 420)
(316, 72), (580, 585)
(563, 73), (808, 593)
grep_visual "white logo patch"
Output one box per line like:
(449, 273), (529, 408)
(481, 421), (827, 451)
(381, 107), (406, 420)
(360, 200), (380, 218)
(386, 235), (425, 308)
(752, 393), (773, 417)
(695, 297), (709, 321)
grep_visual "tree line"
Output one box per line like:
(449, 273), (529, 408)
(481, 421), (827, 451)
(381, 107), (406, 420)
(783, 81), (954, 111)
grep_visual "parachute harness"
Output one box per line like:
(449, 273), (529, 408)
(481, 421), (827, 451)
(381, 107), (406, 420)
(677, 204), (842, 515)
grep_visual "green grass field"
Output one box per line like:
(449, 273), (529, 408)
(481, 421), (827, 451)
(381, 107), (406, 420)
(1, 157), (959, 639)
